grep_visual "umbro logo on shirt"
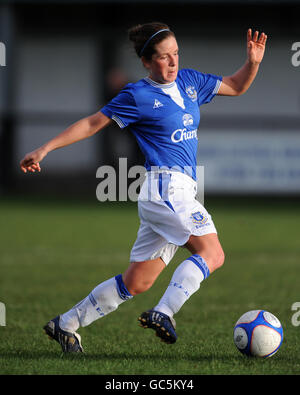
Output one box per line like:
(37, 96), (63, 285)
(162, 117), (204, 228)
(153, 99), (163, 109)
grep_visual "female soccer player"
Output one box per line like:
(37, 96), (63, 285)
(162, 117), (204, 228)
(20, 22), (267, 352)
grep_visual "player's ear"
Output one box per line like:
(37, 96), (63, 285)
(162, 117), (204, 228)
(141, 55), (151, 70)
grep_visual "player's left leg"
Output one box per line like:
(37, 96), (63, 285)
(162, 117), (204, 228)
(140, 233), (225, 343)
(184, 233), (225, 274)
(154, 233), (224, 317)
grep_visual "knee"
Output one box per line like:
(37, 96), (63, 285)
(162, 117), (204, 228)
(122, 258), (165, 296)
(125, 279), (154, 296)
(211, 248), (225, 272)
(199, 247), (225, 274)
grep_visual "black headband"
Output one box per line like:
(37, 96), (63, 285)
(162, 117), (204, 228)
(139, 29), (170, 57)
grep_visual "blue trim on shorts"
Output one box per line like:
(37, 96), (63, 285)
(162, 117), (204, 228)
(115, 274), (133, 300)
(187, 254), (210, 279)
(158, 173), (175, 212)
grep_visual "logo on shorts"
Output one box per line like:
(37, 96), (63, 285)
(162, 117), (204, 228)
(191, 211), (208, 225)
(186, 85), (197, 102)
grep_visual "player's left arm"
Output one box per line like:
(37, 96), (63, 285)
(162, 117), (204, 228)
(217, 29), (267, 96)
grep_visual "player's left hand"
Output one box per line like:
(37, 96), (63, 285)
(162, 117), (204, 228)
(247, 29), (267, 65)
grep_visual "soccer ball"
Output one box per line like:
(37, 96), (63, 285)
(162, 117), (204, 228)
(233, 310), (283, 358)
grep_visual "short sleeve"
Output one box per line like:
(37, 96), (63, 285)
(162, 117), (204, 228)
(183, 69), (222, 106)
(100, 84), (140, 129)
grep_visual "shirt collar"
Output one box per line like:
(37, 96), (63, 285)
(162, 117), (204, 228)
(144, 77), (176, 89)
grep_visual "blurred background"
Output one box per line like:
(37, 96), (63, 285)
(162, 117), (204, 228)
(0, 0), (299, 199)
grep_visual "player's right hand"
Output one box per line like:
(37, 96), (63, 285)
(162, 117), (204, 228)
(20, 147), (47, 173)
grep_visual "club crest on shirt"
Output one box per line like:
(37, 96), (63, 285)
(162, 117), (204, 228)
(182, 113), (193, 127)
(191, 211), (208, 225)
(186, 85), (197, 102)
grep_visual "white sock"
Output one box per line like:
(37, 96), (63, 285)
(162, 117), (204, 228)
(59, 274), (132, 332)
(154, 254), (210, 318)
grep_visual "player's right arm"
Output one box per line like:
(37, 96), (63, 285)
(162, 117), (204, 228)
(20, 111), (112, 173)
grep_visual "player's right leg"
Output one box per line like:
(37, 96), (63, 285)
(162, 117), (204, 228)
(43, 218), (173, 353)
(122, 258), (166, 296)
(43, 258), (166, 353)
(43, 315), (84, 353)
(43, 272), (134, 353)
(128, 219), (179, 343)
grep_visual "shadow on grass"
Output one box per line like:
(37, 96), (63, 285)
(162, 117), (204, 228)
(0, 348), (260, 364)
(1, 348), (292, 376)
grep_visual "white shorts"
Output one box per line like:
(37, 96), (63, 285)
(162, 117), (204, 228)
(130, 170), (217, 265)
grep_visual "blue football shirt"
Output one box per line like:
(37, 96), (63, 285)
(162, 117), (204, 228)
(101, 68), (222, 180)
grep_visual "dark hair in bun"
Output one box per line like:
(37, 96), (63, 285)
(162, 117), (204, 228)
(128, 22), (175, 60)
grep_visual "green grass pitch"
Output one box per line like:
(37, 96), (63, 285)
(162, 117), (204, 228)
(0, 196), (299, 375)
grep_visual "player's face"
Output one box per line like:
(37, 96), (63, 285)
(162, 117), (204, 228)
(144, 36), (179, 84)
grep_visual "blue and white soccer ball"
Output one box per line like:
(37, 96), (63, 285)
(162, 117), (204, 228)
(233, 310), (283, 358)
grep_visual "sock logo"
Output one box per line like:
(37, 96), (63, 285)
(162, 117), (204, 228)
(89, 293), (105, 317)
(169, 281), (190, 297)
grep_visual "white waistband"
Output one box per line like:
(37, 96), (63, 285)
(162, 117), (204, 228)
(146, 169), (197, 188)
